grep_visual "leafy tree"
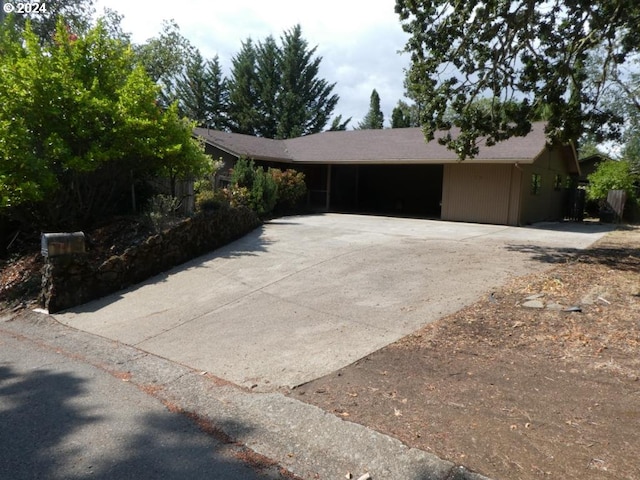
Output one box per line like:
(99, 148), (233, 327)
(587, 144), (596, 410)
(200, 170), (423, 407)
(587, 160), (638, 203)
(329, 114), (352, 131)
(0, 18), (210, 227)
(396, 0), (640, 159)
(134, 20), (194, 105)
(358, 89), (384, 129)
(175, 50), (228, 129)
(1, 0), (95, 43)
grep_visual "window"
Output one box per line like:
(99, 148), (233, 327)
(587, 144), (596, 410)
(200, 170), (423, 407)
(554, 174), (563, 191)
(531, 173), (541, 195)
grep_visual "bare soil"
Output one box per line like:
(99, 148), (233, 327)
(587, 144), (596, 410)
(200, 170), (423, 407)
(289, 227), (640, 480)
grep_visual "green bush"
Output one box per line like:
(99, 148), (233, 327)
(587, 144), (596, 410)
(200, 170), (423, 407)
(587, 160), (637, 202)
(270, 168), (307, 212)
(230, 158), (278, 217)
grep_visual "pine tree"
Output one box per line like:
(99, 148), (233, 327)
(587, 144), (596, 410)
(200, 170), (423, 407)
(358, 89), (384, 129)
(226, 25), (339, 139)
(175, 51), (228, 129)
(276, 25), (338, 139)
(329, 115), (352, 131)
(227, 39), (259, 135)
(254, 36), (281, 138)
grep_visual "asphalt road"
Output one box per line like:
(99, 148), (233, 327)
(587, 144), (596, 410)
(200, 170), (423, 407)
(0, 326), (292, 480)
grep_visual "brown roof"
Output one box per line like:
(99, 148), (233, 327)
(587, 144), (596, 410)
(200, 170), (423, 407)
(194, 122), (570, 166)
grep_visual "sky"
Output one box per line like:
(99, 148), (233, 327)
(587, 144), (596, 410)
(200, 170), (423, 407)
(93, 0), (413, 128)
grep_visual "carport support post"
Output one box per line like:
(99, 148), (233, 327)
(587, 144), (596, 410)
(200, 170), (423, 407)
(325, 164), (332, 211)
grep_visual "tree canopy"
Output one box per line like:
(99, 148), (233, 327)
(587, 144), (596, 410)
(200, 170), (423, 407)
(396, 0), (640, 159)
(0, 18), (210, 227)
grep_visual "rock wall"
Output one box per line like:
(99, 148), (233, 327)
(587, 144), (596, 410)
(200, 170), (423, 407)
(42, 206), (260, 313)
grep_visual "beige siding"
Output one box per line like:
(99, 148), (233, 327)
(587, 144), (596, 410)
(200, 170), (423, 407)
(519, 148), (568, 225)
(442, 164), (521, 225)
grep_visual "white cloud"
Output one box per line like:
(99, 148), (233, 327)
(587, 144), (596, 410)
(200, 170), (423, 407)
(95, 0), (412, 127)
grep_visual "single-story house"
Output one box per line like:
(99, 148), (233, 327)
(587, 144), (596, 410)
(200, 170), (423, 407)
(194, 123), (580, 226)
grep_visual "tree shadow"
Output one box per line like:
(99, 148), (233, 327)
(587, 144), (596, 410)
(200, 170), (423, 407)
(505, 243), (640, 272)
(0, 363), (278, 479)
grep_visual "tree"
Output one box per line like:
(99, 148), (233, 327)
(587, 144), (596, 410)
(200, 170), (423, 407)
(329, 115), (352, 131)
(391, 100), (419, 128)
(0, 18), (210, 227)
(1, 0), (95, 43)
(175, 50), (228, 129)
(396, 0), (640, 159)
(254, 35), (281, 138)
(227, 39), (260, 135)
(276, 25), (338, 138)
(358, 89), (384, 129)
(587, 160), (638, 203)
(227, 25), (339, 139)
(134, 20), (194, 105)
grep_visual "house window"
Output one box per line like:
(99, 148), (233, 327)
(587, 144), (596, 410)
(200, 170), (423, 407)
(554, 174), (563, 191)
(531, 173), (541, 195)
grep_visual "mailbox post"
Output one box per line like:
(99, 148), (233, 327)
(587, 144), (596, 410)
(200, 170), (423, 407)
(41, 232), (87, 313)
(41, 232), (86, 257)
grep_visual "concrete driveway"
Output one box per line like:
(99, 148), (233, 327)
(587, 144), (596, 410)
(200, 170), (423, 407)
(57, 214), (612, 391)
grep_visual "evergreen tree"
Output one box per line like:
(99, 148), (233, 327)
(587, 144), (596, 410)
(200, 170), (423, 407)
(329, 115), (351, 131)
(358, 89), (384, 129)
(227, 25), (339, 138)
(276, 24), (338, 138)
(227, 39), (260, 135)
(254, 36), (281, 138)
(175, 50), (228, 129)
(391, 100), (419, 128)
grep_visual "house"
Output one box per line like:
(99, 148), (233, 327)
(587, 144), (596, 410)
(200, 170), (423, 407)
(194, 122), (580, 226)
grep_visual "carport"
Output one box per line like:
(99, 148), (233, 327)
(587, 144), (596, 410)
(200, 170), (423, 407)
(328, 164), (443, 217)
(195, 123), (580, 226)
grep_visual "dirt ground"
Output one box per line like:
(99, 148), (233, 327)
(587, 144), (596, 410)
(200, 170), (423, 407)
(289, 226), (640, 480)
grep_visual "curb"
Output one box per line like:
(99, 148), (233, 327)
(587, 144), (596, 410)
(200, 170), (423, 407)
(1, 310), (492, 480)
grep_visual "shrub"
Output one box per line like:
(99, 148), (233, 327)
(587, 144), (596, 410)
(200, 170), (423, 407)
(144, 194), (182, 233)
(270, 168), (307, 212)
(230, 158), (278, 217)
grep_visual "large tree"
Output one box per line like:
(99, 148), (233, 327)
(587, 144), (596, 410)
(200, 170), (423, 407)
(276, 24), (338, 138)
(227, 25), (339, 139)
(134, 20), (194, 106)
(358, 89), (385, 130)
(1, 0), (95, 43)
(396, 0), (640, 159)
(227, 39), (260, 135)
(0, 18), (210, 227)
(175, 49), (228, 129)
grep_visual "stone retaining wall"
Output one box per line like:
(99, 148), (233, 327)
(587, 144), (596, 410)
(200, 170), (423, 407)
(42, 206), (260, 313)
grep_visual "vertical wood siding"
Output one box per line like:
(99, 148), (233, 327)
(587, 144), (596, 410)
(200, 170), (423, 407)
(442, 163), (520, 225)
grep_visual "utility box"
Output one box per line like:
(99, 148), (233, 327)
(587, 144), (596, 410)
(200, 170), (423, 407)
(41, 232), (86, 257)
